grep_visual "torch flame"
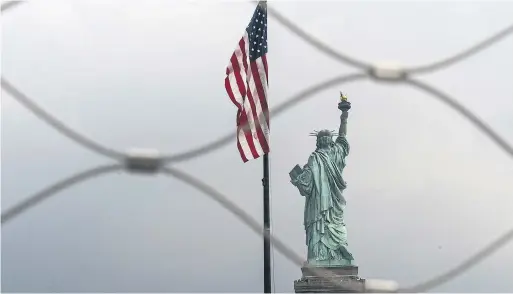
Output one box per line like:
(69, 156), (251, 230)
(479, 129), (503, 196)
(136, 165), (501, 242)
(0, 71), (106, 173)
(340, 92), (348, 102)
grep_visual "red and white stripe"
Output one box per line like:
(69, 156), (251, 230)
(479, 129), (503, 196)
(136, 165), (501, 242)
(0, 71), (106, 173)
(225, 33), (269, 162)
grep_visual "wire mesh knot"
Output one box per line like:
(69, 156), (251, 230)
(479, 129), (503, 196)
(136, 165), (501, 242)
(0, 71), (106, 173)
(369, 62), (407, 81)
(124, 148), (163, 174)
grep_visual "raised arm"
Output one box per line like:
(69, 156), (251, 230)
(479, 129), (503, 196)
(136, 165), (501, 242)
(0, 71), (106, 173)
(337, 95), (351, 137)
(338, 109), (349, 137)
(335, 94), (351, 156)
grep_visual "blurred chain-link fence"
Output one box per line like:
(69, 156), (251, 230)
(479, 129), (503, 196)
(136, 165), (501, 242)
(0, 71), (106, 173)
(2, 1), (513, 292)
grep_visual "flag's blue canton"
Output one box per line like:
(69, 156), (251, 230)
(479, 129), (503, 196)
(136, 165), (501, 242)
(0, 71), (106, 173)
(246, 5), (267, 62)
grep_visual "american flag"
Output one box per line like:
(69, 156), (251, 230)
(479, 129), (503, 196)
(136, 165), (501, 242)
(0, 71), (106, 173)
(225, 2), (269, 162)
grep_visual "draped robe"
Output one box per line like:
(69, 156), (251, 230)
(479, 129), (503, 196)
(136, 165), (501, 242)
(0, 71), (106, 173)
(291, 136), (354, 266)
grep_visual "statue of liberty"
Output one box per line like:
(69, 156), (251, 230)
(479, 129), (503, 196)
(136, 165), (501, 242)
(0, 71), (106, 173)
(290, 92), (354, 267)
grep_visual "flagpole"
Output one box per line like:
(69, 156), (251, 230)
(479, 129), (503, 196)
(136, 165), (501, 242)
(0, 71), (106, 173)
(263, 153), (271, 293)
(257, 0), (271, 292)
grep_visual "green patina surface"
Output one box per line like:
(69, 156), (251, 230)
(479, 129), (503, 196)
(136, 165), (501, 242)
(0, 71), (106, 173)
(291, 95), (354, 267)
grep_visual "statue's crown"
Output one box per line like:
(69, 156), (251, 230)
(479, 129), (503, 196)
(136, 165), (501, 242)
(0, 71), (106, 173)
(309, 129), (336, 138)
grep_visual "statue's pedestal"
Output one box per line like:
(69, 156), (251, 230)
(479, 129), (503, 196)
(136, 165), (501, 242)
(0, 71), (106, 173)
(294, 265), (365, 293)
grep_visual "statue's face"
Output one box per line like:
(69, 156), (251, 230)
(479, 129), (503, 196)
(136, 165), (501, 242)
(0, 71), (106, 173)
(316, 134), (333, 149)
(313, 129), (333, 149)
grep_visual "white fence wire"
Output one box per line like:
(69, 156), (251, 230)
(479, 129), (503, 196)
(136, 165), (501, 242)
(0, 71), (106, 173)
(2, 1), (513, 292)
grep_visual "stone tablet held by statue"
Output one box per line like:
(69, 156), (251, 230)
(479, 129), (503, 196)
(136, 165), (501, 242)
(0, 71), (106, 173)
(289, 164), (303, 181)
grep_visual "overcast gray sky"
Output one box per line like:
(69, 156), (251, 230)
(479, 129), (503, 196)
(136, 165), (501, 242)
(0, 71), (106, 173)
(2, 0), (513, 292)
